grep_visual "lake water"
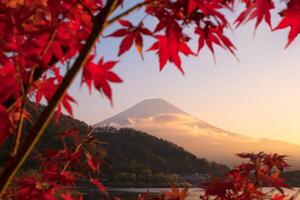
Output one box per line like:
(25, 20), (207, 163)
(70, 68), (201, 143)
(82, 187), (300, 199)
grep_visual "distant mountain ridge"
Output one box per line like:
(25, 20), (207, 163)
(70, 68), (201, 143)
(96, 98), (300, 169)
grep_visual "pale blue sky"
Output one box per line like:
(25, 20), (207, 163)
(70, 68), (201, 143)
(68, 1), (300, 145)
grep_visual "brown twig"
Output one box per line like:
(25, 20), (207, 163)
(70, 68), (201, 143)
(10, 101), (25, 157)
(59, 128), (95, 174)
(107, 0), (155, 26)
(59, 128), (91, 174)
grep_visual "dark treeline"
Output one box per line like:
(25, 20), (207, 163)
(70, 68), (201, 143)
(95, 127), (229, 175)
(93, 127), (229, 186)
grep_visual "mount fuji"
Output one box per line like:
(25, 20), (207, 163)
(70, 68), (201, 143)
(95, 98), (300, 169)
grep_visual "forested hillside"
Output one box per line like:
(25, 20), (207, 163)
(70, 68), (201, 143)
(95, 127), (228, 174)
(0, 103), (227, 187)
(0, 103), (89, 169)
(94, 127), (229, 186)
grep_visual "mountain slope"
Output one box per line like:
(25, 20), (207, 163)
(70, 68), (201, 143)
(96, 98), (300, 169)
(94, 127), (229, 177)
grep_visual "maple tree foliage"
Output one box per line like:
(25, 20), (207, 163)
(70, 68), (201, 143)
(2, 128), (108, 199)
(0, 0), (300, 199)
(82, 55), (122, 101)
(107, 20), (152, 58)
(129, 153), (294, 200)
(200, 152), (291, 200)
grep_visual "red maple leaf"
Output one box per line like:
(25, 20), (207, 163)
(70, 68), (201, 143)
(188, 0), (227, 25)
(108, 20), (152, 58)
(274, 0), (300, 47)
(266, 171), (290, 193)
(56, 93), (77, 120)
(60, 193), (83, 200)
(0, 64), (20, 103)
(85, 151), (99, 173)
(272, 194), (284, 200)
(195, 23), (236, 59)
(16, 176), (58, 200)
(82, 55), (122, 102)
(35, 69), (77, 119)
(80, 0), (103, 12)
(163, 185), (189, 200)
(90, 178), (108, 197)
(235, 0), (274, 29)
(43, 170), (77, 186)
(148, 32), (194, 74)
(42, 41), (64, 65)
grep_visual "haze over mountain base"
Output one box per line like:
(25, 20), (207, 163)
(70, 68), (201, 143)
(96, 98), (300, 169)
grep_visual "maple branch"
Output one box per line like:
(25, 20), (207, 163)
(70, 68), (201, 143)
(59, 128), (94, 174)
(107, 0), (155, 26)
(60, 143), (83, 174)
(10, 63), (26, 157)
(10, 101), (25, 157)
(10, 30), (59, 157)
(0, 0), (119, 196)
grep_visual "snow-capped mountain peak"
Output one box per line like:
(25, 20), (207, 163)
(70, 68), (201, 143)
(94, 98), (300, 169)
(95, 98), (187, 127)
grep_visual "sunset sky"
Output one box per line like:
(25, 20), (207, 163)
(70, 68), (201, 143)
(68, 2), (300, 146)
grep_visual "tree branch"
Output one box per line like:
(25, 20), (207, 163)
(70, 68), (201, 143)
(107, 0), (155, 26)
(0, 0), (119, 196)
